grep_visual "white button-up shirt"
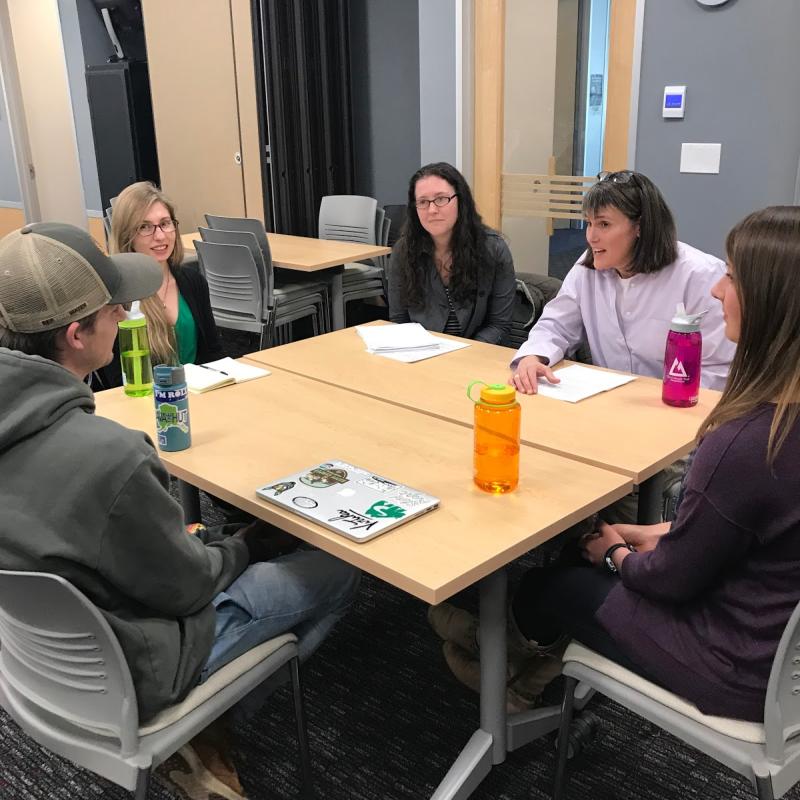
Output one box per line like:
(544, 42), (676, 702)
(511, 242), (736, 390)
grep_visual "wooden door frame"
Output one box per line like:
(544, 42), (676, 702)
(473, 0), (647, 220)
(603, 0), (646, 171)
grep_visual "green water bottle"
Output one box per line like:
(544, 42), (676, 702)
(118, 301), (153, 397)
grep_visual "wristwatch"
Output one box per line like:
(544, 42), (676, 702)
(604, 543), (636, 574)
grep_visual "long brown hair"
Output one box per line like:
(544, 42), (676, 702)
(395, 162), (489, 309)
(698, 206), (800, 464)
(110, 182), (184, 364)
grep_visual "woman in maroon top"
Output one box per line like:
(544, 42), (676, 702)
(435, 206), (800, 720)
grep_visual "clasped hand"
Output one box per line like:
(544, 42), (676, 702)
(235, 519), (299, 563)
(580, 520), (670, 566)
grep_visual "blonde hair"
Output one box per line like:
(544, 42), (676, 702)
(110, 182), (184, 364)
(697, 206), (800, 465)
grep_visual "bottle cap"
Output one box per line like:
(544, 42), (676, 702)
(153, 364), (185, 387)
(119, 299), (146, 327)
(670, 302), (707, 333)
(479, 383), (516, 405)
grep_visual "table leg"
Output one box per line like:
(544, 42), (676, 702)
(178, 479), (202, 523)
(431, 569), (506, 799)
(637, 472), (665, 524)
(330, 270), (344, 330)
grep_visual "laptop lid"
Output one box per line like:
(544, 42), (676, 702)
(256, 460), (439, 543)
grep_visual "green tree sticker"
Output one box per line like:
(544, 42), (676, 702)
(365, 500), (406, 519)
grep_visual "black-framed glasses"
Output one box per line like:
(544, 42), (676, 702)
(415, 194), (457, 211)
(136, 218), (178, 237)
(597, 171), (638, 185)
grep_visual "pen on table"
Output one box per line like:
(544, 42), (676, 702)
(198, 364), (229, 377)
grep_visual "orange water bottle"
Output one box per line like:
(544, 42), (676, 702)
(468, 381), (520, 494)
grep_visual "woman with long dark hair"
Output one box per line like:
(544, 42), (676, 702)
(388, 162), (516, 343)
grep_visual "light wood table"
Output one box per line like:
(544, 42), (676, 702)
(182, 231), (391, 330)
(95, 370), (630, 800)
(245, 322), (721, 522)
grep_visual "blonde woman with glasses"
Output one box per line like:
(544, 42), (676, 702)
(96, 181), (222, 388)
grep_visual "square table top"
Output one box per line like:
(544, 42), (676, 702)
(244, 323), (721, 483)
(182, 231), (391, 272)
(94, 370), (630, 604)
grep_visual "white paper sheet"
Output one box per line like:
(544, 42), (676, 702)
(537, 364), (636, 403)
(356, 322), (441, 352)
(371, 337), (470, 363)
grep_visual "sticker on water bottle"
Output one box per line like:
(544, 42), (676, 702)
(667, 357), (690, 382)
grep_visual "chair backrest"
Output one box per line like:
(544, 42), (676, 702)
(198, 226), (273, 304)
(0, 570), (139, 753)
(204, 215), (272, 276)
(194, 240), (265, 323)
(318, 195), (378, 244)
(383, 204), (408, 248)
(764, 598), (800, 760)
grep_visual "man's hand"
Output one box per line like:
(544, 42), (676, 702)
(611, 521), (670, 553)
(510, 356), (560, 395)
(580, 521), (625, 567)
(235, 520), (299, 563)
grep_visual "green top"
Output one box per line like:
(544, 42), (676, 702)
(174, 293), (198, 365)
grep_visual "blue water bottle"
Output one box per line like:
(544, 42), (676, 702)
(153, 365), (191, 452)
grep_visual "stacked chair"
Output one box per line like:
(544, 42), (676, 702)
(318, 195), (391, 322)
(199, 215), (330, 348)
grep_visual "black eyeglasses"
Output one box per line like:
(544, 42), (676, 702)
(597, 171), (638, 186)
(415, 194), (457, 211)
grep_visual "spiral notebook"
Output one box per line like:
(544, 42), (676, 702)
(255, 460), (439, 543)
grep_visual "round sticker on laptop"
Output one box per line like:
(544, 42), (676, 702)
(292, 496), (319, 509)
(300, 463), (348, 488)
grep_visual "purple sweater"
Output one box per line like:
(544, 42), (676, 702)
(598, 405), (800, 721)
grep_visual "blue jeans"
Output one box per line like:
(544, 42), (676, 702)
(199, 549), (360, 717)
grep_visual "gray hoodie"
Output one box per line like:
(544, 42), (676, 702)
(0, 348), (249, 721)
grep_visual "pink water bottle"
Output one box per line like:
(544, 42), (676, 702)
(662, 304), (705, 408)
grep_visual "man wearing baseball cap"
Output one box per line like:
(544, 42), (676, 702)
(0, 224), (360, 798)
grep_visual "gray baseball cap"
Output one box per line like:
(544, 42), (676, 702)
(0, 222), (163, 333)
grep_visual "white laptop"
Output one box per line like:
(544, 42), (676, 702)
(255, 460), (439, 543)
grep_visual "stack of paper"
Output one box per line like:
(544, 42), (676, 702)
(184, 357), (270, 393)
(356, 323), (469, 363)
(356, 323), (440, 351)
(537, 364), (636, 403)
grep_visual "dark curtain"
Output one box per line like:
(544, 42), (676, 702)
(254, 0), (354, 236)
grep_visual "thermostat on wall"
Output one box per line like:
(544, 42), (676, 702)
(663, 85), (686, 119)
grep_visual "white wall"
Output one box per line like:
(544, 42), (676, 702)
(418, 0), (458, 167)
(0, 67), (21, 206)
(501, 0), (558, 273)
(6, 0), (86, 227)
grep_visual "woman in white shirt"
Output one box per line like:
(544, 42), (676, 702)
(511, 171), (735, 393)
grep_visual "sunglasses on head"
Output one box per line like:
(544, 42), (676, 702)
(597, 170), (639, 187)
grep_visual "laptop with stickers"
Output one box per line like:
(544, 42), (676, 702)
(255, 460), (439, 543)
